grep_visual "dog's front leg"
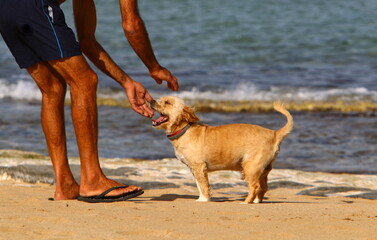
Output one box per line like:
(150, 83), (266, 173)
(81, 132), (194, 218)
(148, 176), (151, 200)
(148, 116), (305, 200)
(191, 163), (211, 202)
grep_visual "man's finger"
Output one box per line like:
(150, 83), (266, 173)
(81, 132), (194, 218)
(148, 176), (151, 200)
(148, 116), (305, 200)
(142, 104), (154, 117)
(168, 74), (178, 91)
(169, 78), (178, 91)
(131, 105), (144, 116)
(131, 102), (153, 118)
(145, 91), (153, 103)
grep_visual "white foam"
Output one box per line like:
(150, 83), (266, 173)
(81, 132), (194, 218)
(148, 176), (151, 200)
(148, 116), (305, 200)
(173, 82), (377, 102)
(97, 90), (125, 101)
(0, 79), (41, 101)
(2, 79), (376, 103)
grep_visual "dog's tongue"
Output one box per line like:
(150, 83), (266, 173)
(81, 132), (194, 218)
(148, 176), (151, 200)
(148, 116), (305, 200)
(153, 116), (166, 123)
(152, 115), (166, 125)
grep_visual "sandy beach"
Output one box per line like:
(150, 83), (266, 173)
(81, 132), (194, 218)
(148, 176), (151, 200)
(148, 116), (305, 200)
(0, 180), (376, 240)
(0, 150), (376, 240)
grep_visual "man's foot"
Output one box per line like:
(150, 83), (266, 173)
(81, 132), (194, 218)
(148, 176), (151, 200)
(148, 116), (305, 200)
(79, 177), (142, 198)
(54, 181), (80, 200)
(77, 185), (144, 203)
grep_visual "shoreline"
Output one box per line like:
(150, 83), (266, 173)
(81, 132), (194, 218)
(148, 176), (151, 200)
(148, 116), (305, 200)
(1, 149), (377, 200)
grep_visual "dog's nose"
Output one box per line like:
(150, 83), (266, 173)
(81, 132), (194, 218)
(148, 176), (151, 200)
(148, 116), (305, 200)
(150, 100), (156, 107)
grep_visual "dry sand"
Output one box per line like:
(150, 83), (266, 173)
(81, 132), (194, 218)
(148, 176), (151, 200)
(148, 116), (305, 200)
(0, 179), (376, 240)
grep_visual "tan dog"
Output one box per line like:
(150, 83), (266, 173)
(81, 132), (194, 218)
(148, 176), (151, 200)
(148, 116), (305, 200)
(151, 96), (293, 204)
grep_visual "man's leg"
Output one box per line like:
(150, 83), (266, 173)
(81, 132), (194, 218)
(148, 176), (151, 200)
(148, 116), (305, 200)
(27, 62), (79, 200)
(46, 55), (141, 197)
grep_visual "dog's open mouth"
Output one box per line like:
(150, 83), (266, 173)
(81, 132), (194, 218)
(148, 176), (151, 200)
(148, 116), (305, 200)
(152, 113), (169, 127)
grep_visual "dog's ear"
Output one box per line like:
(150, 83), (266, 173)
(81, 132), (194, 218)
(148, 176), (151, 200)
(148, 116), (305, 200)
(183, 106), (200, 122)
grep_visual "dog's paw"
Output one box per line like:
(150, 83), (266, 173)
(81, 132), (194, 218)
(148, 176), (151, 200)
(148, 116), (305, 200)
(196, 196), (210, 202)
(253, 198), (262, 203)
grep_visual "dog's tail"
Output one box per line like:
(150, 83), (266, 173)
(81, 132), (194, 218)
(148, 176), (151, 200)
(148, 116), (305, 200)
(273, 101), (293, 144)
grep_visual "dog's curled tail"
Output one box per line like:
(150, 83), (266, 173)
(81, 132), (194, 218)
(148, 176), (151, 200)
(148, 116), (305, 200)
(273, 101), (293, 144)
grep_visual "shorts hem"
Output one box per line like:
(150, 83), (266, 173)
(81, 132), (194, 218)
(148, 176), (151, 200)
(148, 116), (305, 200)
(20, 51), (82, 69)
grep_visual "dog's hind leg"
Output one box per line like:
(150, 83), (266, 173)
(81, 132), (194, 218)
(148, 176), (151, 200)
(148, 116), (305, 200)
(242, 155), (269, 204)
(254, 150), (279, 203)
(243, 170), (262, 204)
(253, 163), (272, 203)
(191, 163), (211, 202)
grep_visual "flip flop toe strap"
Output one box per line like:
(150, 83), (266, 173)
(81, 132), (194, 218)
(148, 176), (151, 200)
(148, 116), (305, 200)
(94, 185), (130, 199)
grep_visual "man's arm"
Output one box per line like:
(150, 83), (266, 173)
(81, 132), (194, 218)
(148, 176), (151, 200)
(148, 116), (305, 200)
(72, 0), (153, 117)
(73, 0), (129, 87)
(119, 0), (178, 91)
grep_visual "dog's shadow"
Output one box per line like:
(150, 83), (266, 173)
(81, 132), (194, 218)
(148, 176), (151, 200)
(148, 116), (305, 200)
(147, 194), (313, 204)
(150, 194), (232, 202)
(149, 192), (272, 202)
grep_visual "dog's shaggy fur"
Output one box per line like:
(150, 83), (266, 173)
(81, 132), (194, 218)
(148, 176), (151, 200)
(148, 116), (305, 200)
(151, 96), (293, 203)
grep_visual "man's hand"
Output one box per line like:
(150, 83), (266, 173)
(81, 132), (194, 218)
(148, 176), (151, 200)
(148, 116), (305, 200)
(124, 80), (154, 118)
(149, 67), (179, 91)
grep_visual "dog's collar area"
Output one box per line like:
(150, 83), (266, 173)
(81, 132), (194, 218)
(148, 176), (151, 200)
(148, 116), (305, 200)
(167, 122), (193, 141)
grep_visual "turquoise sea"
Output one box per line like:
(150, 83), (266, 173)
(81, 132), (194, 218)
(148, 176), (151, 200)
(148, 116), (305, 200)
(1, 0), (377, 174)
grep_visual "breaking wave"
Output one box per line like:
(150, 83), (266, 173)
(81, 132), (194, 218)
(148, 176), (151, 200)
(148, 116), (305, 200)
(1, 79), (376, 113)
(0, 79), (41, 101)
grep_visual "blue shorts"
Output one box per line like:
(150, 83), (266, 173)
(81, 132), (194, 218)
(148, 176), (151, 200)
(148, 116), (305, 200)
(0, 0), (81, 69)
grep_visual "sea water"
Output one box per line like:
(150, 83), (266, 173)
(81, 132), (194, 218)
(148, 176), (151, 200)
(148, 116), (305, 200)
(0, 0), (376, 174)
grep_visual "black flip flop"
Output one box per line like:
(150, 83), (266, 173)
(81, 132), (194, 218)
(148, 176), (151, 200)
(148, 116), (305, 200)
(77, 185), (144, 203)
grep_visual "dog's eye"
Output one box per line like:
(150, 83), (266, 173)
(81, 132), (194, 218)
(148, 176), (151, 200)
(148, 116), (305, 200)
(164, 101), (172, 105)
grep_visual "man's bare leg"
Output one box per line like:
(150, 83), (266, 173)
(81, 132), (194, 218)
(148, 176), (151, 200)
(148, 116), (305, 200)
(47, 55), (141, 197)
(27, 62), (79, 200)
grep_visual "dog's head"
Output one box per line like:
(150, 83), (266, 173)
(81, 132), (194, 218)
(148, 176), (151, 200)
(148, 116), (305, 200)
(151, 96), (200, 133)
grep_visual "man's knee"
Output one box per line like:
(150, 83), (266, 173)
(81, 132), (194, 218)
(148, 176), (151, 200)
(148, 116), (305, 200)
(68, 69), (98, 92)
(27, 62), (67, 97)
(86, 70), (98, 88)
(44, 81), (67, 98)
(49, 56), (98, 91)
